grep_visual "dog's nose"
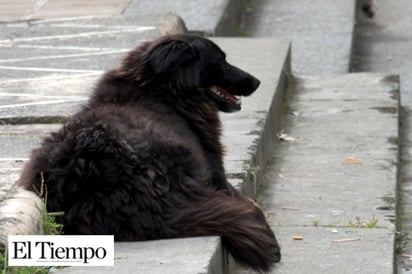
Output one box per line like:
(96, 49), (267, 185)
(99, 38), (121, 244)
(242, 76), (260, 96)
(251, 77), (260, 91)
(272, 246), (281, 262)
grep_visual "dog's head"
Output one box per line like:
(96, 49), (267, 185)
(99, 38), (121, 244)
(120, 34), (260, 112)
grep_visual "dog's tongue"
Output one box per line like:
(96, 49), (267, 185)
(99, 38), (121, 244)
(210, 86), (241, 106)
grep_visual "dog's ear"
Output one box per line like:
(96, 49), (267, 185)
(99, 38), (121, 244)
(142, 39), (204, 89)
(144, 39), (196, 75)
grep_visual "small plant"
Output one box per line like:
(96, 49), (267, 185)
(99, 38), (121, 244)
(1, 248), (6, 274)
(38, 173), (64, 235)
(395, 231), (408, 254)
(348, 216), (379, 228)
(240, 0), (252, 13)
(249, 165), (262, 195)
(395, 216), (409, 254)
(1, 245), (51, 274)
(237, 26), (248, 37)
(364, 216), (379, 228)
(348, 216), (362, 228)
(250, 165), (260, 184)
(312, 220), (319, 227)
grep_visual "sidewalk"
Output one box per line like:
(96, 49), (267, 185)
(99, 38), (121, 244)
(0, 0), (131, 22)
(264, 73), (399, 273)
(0, 0), (405, 273)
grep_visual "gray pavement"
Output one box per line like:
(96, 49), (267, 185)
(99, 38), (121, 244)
(0, 0), (131, 22)
(0, 0), (408, 273)
(0, 15), (184, 121)
(264, 73), (399, 273)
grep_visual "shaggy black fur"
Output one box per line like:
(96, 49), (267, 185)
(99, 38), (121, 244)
(20, 34), (281, 272)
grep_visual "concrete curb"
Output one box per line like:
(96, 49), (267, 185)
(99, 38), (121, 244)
(124, 0), (246, 36)
(243, 51), (291, 197)
(213, 0), (246, 36)
(0, 186), (43, 246)
(158, 14), (188, 35)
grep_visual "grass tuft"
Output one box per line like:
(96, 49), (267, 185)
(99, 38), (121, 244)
(0, 173), (64, 273)
(348, 216), (380, 228)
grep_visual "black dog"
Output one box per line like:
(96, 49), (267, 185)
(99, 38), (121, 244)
(20, 34), (280, 272)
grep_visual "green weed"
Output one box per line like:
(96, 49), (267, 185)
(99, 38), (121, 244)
(348, 216), (380, 228)
(38, 173), (64, 235)
(0, 173), (64, 273)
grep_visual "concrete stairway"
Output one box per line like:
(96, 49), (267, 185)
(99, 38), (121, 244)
(0, 0), (404, 273)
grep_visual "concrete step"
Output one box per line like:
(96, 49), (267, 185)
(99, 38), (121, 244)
(243, 0), (356, 75)
(124, 0), (245, 36)
(57, 238), (224, 274)
(0, 15), (185, 122)
(260, 73), (400, 273)
(350, 3), (412, 271)
(0, 36), (292, 273)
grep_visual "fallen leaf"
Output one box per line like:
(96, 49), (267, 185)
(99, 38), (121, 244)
(277, 130), (296, 142)
(292, 236), (304, 240)
(342, 157), (362, 165)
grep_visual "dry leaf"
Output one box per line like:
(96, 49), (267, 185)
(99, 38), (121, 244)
(277, 130), (296, 142)
(342, 157), (362, 165)
(292, 236), (304, 240)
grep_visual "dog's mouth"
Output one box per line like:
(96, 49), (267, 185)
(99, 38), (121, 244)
(209, 86), (241, 111)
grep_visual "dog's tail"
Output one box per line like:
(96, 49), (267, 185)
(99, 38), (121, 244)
(165, 189), (281, 272)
